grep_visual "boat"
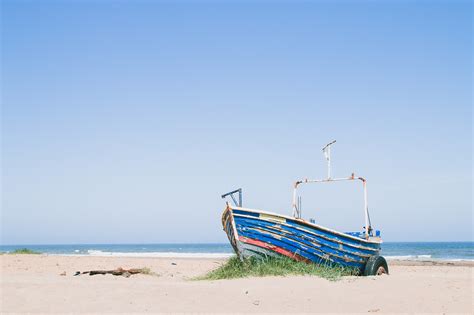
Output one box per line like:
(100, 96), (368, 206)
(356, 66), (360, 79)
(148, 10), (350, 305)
(221, 140), (388, 276)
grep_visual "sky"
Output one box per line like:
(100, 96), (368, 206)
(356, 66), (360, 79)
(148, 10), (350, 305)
(1, 0), (472, 244)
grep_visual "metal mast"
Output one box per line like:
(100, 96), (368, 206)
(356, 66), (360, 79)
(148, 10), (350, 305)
(322, 140), (336, 179)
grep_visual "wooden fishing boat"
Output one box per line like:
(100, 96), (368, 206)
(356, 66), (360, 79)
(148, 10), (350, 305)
(221, 141), (388, 276)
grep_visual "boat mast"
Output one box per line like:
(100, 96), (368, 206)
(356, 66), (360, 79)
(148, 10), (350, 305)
(322, 140), (336, 179)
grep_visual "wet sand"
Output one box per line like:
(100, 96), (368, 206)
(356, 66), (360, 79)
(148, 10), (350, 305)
(1, 255), (472, 313)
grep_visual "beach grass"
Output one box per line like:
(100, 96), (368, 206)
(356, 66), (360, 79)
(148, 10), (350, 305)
(196, 256), (358, 281)
(10, 248), (41, 255)
(139, 267), (160, 277)
(140, 267), (152, 274)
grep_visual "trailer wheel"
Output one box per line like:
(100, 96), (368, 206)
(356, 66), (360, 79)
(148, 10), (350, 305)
(363, 255), (389, 276)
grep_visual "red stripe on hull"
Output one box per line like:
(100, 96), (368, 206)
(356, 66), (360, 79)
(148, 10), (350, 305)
(239, 236), (309, 262)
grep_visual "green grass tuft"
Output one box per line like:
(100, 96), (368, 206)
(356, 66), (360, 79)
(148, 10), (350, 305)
(10, 248), (41, 255)
(196, 256), (358, 281)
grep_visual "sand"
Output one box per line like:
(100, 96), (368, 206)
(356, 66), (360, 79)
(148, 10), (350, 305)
(1, 255), (472, 314)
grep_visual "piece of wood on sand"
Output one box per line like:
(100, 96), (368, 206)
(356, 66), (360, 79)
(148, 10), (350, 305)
(80, 268), (148, 277)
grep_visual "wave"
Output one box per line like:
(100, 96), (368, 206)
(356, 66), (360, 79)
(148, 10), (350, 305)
(72, 250), (236, 258)
(385, 255), (474, 262)
(50, 250), (473, 261)
(385, 255), (432, 260)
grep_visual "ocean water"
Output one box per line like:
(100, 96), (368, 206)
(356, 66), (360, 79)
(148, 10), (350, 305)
(0, 242), (472, 261)
(0, 243), (234, 258)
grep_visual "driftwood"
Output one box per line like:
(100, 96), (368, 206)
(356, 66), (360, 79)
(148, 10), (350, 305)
(75, 268), (148, 277)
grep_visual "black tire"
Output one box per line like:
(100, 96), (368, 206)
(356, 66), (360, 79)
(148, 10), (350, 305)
(363, 255), (389, 276)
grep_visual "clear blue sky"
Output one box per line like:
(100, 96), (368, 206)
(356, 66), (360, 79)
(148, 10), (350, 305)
(1, 0), (472, 244)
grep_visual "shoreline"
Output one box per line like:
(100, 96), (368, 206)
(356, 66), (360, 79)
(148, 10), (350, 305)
(388, 258), (474, 267)
(3, 252), (473, 265)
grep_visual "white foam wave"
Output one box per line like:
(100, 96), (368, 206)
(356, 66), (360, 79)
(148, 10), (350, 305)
(385, 255), (432, 260)
(385, 255), (474, 262)
(50, 250), (473, 262)
(80, 250), (235, 258)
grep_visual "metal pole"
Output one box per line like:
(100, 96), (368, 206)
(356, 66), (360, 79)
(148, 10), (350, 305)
(322, 140), (336, 180)
(298, 196), (302, 218)
(292, 183), (298, 217)
(363, 180), (369, 238)
(238, 188), (242, 207)
(327, 145), (331, 179)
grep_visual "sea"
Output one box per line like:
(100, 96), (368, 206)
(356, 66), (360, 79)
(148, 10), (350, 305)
(0, 242), (472, 261)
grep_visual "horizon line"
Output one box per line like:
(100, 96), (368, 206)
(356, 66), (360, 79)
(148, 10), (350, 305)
(1, 240), (473, 246)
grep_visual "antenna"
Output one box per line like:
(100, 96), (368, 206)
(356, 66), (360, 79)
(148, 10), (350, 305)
(322, 140), (336, 179)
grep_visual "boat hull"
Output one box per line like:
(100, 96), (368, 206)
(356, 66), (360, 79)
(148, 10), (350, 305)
(222, 205), (382, 271)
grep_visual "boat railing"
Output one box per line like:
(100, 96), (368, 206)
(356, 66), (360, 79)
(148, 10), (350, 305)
(291, 140), (373, 239)
(221, 188), (242, 207)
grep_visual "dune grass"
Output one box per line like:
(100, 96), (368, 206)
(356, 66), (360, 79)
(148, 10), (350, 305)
(10, 248), (41, 255)
(196, 256), (358, 281)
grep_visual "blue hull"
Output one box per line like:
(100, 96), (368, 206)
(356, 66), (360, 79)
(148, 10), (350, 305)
(222, 206), (382, 271)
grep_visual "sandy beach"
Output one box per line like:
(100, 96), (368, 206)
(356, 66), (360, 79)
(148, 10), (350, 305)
(1, 255), (472, 314)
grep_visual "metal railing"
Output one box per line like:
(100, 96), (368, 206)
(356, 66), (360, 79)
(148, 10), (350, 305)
(221, 188), (242, 207)
(292, 141), (373, 238)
